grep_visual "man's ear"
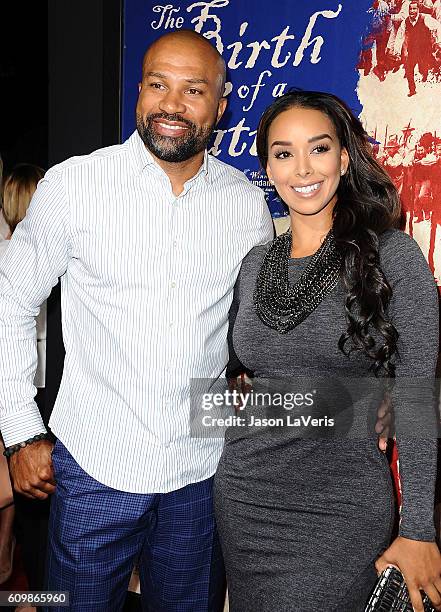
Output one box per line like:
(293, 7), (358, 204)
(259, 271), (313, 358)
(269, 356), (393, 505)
(216, 97), (227, 125)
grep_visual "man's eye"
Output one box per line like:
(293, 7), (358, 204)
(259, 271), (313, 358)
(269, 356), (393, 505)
(150, 82), (165, 90)
(187, 88), (202, 95)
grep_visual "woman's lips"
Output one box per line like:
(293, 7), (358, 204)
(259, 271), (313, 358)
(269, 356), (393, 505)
(290, 181), (323, 198)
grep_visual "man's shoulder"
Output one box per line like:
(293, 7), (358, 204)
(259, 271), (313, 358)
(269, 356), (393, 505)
(207, 155), (264, 197)
(49, 141), (130, 177)
(422, 13), (440, 27)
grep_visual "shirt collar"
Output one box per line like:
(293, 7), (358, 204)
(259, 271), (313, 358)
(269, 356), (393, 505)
(198, 150), (212, 184)
(127, 130), (213, 184)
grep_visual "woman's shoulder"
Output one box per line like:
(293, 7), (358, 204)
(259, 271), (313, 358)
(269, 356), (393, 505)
(236, 240), (274, 299)
(379, 228), (420, 253)
(379, 228), (433, 283)
(241, 240), (273, 272)
(379, 228), (425, 263)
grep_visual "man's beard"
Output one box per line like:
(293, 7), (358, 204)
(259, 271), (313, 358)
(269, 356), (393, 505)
(136, 112), (215, 162)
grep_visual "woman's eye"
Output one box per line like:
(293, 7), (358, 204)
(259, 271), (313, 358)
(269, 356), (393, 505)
(312, 144), (330, 154)
(274, 151), (291, 159)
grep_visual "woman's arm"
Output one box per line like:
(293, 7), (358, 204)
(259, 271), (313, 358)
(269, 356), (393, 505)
(375, 230), (441, 612)
(226, 257), (256, 381)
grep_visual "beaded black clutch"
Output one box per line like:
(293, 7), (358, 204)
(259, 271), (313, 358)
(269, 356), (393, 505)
(365, 566), (435, 611)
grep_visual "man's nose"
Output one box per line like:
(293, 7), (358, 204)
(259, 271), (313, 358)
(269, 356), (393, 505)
(158, 90), (186, 115)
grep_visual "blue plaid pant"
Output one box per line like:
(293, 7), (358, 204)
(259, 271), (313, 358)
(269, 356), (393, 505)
(45, 441), (225, 612)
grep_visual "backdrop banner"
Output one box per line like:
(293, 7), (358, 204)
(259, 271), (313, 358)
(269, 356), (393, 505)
(122, 0), (441, 286)
(122, 1), (371, 214)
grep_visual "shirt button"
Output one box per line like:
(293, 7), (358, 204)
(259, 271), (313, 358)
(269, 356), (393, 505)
(169, 322), (174, 328)
(173, 241), (177, 248)
(170, 281), (176, 289)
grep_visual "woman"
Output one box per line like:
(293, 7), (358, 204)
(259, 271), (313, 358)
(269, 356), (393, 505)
(0, 156), (15, 587)
(214, 91), (441, 611)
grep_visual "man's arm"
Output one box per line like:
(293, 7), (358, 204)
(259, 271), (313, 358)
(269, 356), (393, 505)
(0, 168), (70, 497)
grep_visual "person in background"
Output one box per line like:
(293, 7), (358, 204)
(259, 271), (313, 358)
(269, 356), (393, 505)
(0, 157), (9, 243)
(0, 155), (16, 588)
(398, 1), (440, 95)
(1, 163), (46, 612)
(0, 212), (8, 242)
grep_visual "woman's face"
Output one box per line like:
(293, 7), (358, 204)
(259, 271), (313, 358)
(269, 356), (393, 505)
(266, 106), (349, 220)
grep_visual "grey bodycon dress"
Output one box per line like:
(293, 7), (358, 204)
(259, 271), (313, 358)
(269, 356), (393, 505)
(213, 229), (439, 612)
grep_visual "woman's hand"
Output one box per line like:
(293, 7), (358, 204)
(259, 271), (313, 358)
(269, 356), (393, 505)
(375, 536), (441, 611)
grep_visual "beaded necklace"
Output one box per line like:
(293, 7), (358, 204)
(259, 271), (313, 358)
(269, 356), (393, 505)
(253, 229), (342, 333)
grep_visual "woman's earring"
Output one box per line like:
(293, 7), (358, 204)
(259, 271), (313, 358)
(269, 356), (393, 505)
(341, 168), (346, 176)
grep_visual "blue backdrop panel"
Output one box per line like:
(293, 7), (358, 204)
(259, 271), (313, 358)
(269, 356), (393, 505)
(122, 1), (372, 216)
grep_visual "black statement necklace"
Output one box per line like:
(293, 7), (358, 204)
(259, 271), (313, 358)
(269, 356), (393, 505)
(253, 230), (342, 333)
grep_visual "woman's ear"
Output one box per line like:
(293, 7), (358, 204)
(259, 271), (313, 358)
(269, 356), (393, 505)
(266, 165), (274, 185)
(340, 147), (349, 175)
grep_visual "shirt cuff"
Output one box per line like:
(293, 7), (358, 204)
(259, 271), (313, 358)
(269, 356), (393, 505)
(1, 404), (47, 448)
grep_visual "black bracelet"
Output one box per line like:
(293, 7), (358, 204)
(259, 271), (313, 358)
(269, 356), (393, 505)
(3, 433), (49, 458)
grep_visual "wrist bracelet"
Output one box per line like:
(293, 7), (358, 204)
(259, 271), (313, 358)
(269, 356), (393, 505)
(3, 433), (49, 458)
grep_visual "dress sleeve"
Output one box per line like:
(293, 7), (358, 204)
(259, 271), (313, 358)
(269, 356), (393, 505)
(381, 231), (439, 541)
(226, 265), (254, 381)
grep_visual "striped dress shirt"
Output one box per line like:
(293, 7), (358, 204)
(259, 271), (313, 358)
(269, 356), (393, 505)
(0, 131), (273, 493)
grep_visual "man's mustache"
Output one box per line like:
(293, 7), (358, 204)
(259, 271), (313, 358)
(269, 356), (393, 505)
(145, 113), (195, 131)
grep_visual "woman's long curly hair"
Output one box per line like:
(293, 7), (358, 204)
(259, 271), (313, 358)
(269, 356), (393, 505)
(256, 90), (401, 376)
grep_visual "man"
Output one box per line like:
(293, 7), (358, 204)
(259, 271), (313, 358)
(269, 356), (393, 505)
(379, 135), (405, 192)
(412, 132), (436, 221)
(0, 30), (273, 611)
(368, 0), (392, 81)
(396, 1), (439, 95)
(426, 136), (441, 273)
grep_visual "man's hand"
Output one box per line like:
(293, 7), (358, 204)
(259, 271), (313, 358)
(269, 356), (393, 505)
(9, 440), (55, 499)
(228, 373), (252, 413)
(375, 394), (393, 453)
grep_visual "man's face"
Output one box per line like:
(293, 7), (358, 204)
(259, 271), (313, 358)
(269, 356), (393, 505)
(409, 3), (419, 18)
(387, 146), (399, 157)
(136, 37), (226, 163)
